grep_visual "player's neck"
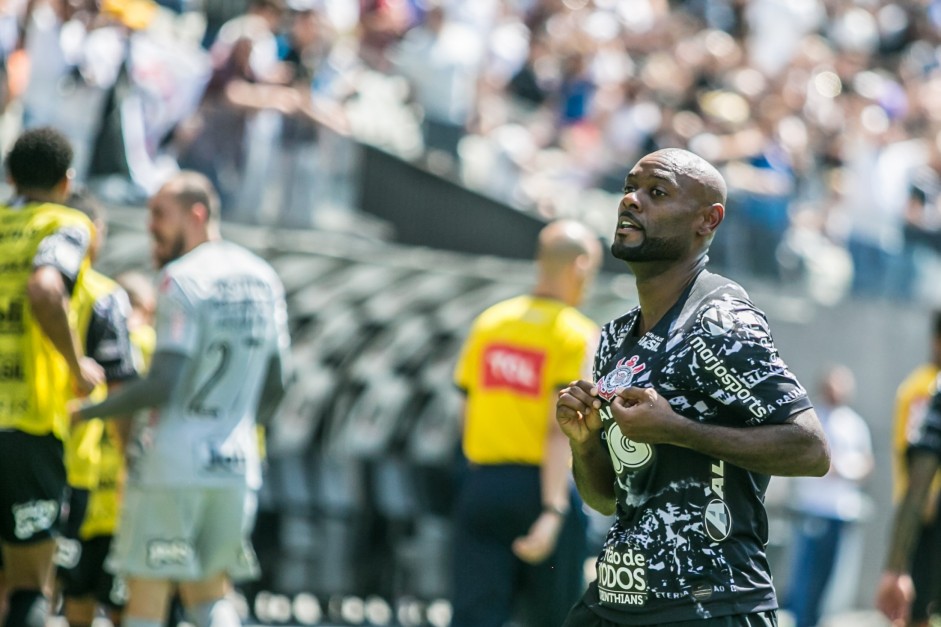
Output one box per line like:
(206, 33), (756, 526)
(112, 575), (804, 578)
(633, 257), (704, 335)
(16, 190), (66, 205)
(532, 280), (578, 307)
(183, 231), (221, 256)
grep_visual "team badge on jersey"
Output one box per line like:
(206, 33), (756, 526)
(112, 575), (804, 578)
(597, 356), (646, 401)
(605, 420), (654, 472)
(704, 499), (732, 542)
(700, 305), (736, 337)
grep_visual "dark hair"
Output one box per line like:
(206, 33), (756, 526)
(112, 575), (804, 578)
(6, 127), (73, 191)
(934, 311), (941, 339)
(66, 186), (105, 223)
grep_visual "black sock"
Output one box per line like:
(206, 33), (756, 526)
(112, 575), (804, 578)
(4, 590), (46, 627)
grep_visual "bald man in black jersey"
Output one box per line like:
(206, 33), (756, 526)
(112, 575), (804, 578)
(557, 149), (830, 626)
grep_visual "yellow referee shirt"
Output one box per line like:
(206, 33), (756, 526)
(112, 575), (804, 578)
(454, 296), (597, 466)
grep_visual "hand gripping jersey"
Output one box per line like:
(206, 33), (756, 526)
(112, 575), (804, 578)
(128, 241), (290, 490)
(0, 202), (93, 440)
(583, 270), (812, 624)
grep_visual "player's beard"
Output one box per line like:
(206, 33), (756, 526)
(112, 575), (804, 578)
(611, 233), (686, 262)
(155, 233), (186, 268)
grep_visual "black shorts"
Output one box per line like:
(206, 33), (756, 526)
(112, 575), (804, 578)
(58, 535), (126, 609)
(910, 502), (941, 621)
(0, 430), (66, 543)
(562, 600), (778, 627)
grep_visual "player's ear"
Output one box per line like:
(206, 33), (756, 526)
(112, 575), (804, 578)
(191, 202), (210, 225)
(698, 203), (724, 236)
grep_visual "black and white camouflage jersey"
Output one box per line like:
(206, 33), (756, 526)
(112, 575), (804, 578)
(582, 270), (812, 625)
(910, 379), (941, 458)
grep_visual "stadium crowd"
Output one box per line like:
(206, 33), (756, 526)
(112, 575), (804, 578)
(2, 0), (941, 302)
(5, 1), (941, 627)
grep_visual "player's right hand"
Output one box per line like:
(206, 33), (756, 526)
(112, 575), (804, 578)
(73, 356), (105, 396)
(876, 570), (914, 627)
(557, 380), (603, 445)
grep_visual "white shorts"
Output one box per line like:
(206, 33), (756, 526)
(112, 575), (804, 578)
(109, 484), (260, 582)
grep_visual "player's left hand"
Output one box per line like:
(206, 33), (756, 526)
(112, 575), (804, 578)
(512, 511), (563, 565)
(610, 386), (681, 445)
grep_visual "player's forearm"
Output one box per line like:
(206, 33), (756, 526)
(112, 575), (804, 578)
(885, 452), (939, 572)
(541, 427), (572, 514)
(27, 270), (83, 372)
(78, 351), (187, 420)
(256, 355), (288, 426)
(671, 409), (830, 477)
(571, 437), (616, 515)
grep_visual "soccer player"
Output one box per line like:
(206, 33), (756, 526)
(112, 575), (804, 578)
(57, 188), (139, 627)
(71, 171), (291, 627)
(556, 148), (830, 626)
(114, 271), (157, 371)
(0, 127), (104, 627)
(877, 384), (941, 626)
(451, 220), (601, 627)
(887, 312), (941, 627)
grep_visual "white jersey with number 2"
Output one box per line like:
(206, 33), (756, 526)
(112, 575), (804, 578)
(132, 240), (289, 490)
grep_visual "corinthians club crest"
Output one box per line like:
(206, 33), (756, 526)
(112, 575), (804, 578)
(597, 356), (646, 401)
(597, 356), (654, 472)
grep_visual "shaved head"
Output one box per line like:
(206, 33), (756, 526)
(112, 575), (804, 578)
(533, 219), (601, 306)
(161, 170), (221, 223)
(537, 220), (601, 270)
(645, 148), (727, 206)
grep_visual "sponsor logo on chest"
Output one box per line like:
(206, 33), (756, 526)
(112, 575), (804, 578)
(598, 544), (648, 606)
(481, 344), (545, 397)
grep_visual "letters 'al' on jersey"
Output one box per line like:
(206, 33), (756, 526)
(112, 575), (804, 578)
(130, 240), (290, 489)
(0, 203), (93, 440)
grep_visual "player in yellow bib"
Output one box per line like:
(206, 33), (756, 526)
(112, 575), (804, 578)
(0, 128), (104, 627)
(57, 189), (141, 627)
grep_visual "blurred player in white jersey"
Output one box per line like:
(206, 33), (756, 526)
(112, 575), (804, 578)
(71, 171), (291, 627)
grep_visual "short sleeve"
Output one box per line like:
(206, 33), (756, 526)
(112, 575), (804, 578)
(32, 224), (91, 293)
(683, 299), (812, 426)
(154, 273), (200, 356)
(86, 289), (138, 383)
(910, 388), (941, 459)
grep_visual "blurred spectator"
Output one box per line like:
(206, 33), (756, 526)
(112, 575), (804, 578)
(175, 0), (294, 213)
(357, 0), (412, 70)
(200, 0), (249, 49)
(390, 3), (480, 172)
(783, 365), (873, 627)
(902, 133), (941, 301)
(272, 1), (351, 226)
(6, 0), (941, 302)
